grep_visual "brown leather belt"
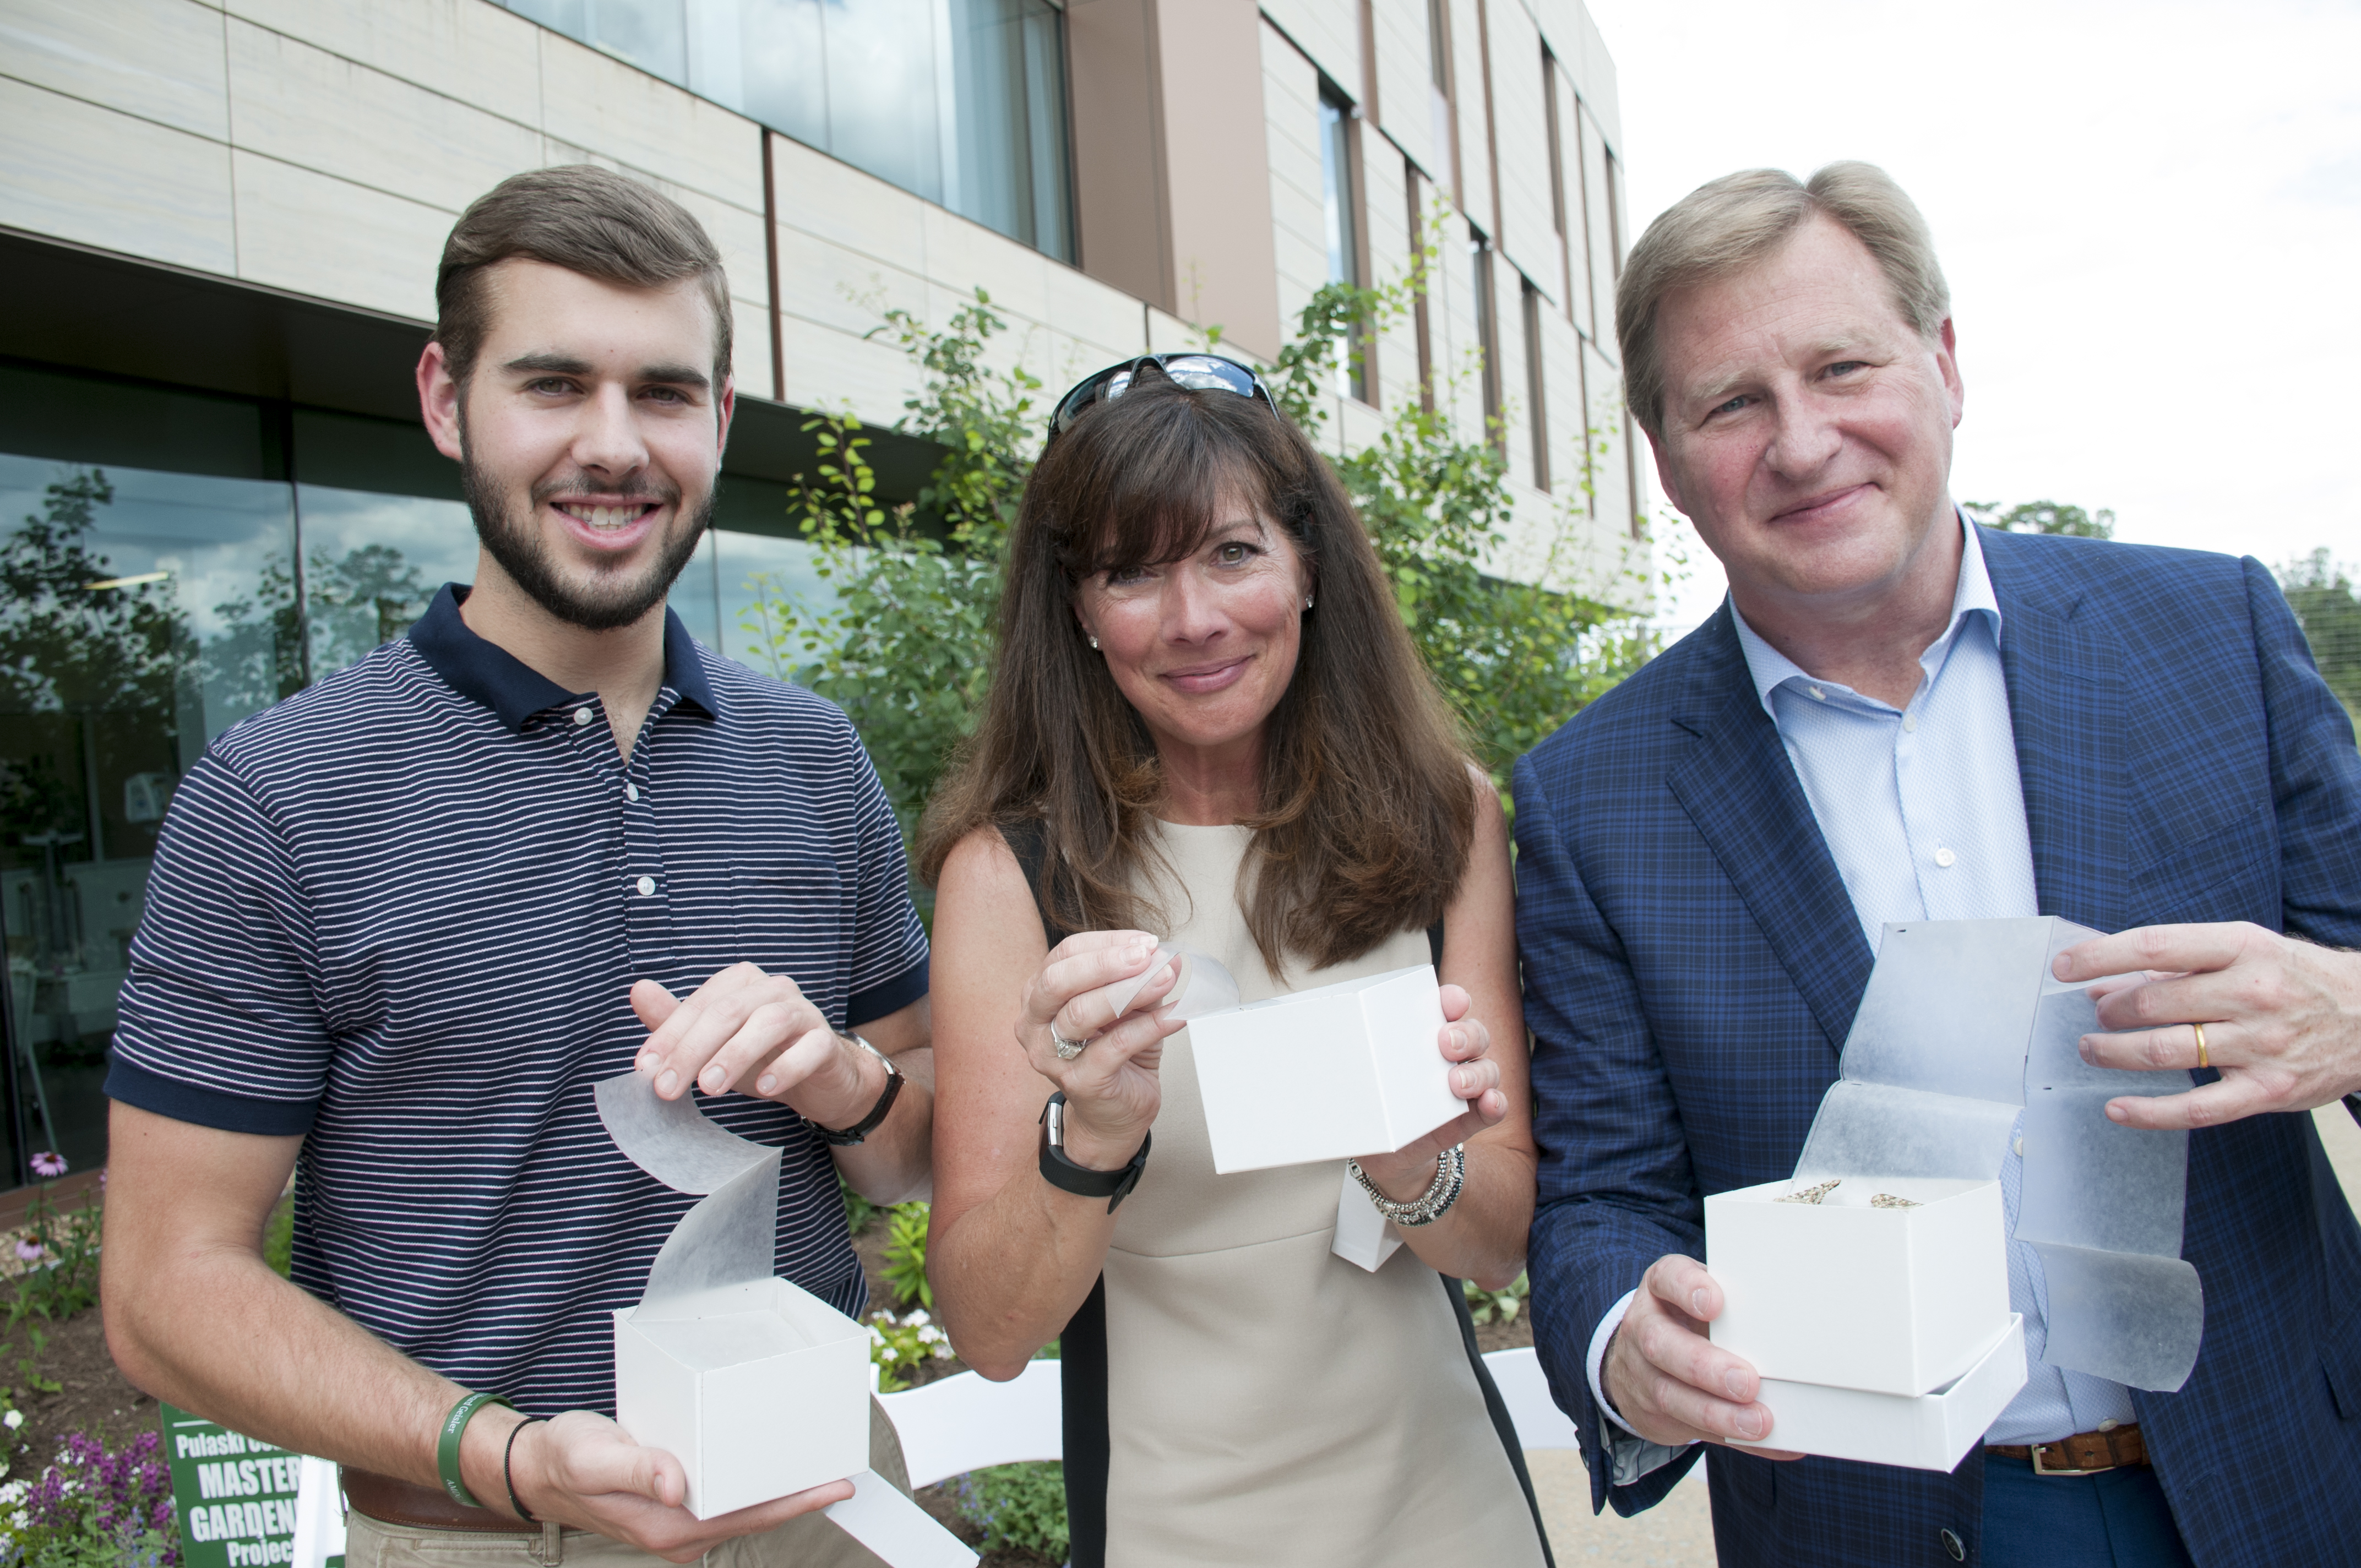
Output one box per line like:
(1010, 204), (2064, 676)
(340, 1466), (535, 1534)
(1986, 1423), (2149, 1475)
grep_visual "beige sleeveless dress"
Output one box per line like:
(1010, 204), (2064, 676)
(1070, 821), (1549, 1568)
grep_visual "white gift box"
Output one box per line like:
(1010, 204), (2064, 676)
(1733, 1315), (2029, 1471)
(1187, 964), (1465, 1174)
(613, 1277), (872, 1520)
(1706, 1175), (2011, 1397)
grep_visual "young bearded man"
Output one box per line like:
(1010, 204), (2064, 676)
(1516, 163), (2361, 1567)
(100, 166), (934, 1566)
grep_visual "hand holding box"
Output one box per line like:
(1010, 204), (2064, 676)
(596, 1072), (976, 1565)
(1186, 964), (1466, 1175)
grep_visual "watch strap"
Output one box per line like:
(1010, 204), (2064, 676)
(810, 1036), (902, 1146)
(1037, 1092), (1151, 1212)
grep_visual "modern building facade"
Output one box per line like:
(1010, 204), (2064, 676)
(0, 0), (1636, 1182)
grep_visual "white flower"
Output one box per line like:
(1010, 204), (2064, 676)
(2, 1410), (20, 1430)
(902, 1309), (932, 1327)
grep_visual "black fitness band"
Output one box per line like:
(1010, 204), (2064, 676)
(1038, 1092), (1151, 1212)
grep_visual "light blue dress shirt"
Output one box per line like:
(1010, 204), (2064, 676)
(1588, 513), (2133, 1474)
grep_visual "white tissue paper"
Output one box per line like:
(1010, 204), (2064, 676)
(597, 1073), (976, 1565)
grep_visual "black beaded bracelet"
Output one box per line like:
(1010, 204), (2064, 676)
(503, 1417), (541, 1525)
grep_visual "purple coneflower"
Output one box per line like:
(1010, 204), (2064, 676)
(28, 1152), (65, 1179)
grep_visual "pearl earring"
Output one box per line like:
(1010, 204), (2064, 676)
(1088, 634), (1100, 650)
(1303, 596), (1315, 610)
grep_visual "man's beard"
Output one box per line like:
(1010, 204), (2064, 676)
(461, 455), (712, 633)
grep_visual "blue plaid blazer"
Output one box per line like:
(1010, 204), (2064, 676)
(1514, 527), (2361, 1568)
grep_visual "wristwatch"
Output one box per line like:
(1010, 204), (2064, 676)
(810, 1035), (902, 1146)
(1038, 1092), (1151, 1212)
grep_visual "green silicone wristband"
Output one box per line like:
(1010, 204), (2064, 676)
(437, 1391), (513, 1509)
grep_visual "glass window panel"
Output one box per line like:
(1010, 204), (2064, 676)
(947, 0), (1073, 259)
(822, 0), (944, 206)
(737, 0), (830, 149)
(672, 530), (723, 649)
(712, 529), (835, 678)
(0, 453), (296, 1177)
(295, 486), (478, 680)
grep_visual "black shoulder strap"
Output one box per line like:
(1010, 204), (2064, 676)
(998, 819), (1076, 947)
(1427, 919), (1445, 970)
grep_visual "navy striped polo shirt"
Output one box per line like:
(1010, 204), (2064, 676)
(107, 585), (928, 1418)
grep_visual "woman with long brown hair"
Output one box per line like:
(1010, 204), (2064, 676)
(921, 356), (1548, 1567)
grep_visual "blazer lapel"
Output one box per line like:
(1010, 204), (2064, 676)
(1984, 532), (2128, 933)
(1665, 607), (1875, 1060)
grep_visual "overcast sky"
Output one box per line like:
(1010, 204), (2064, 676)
(1580, 0), (2361, 629)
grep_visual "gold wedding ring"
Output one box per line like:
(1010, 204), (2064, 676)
(2193, 1022), (2209, 1070)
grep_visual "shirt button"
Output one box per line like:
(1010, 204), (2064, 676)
(634, 875), (656, 896)
(625, 783), (640, 802)
(1808, 685), (1826, 701)
(1934, 847), (1958, 868)
(1903, 713), (1918, 732)
(572, 707), (594, 727)
(2014, 1135), (2025, 1157)
(1941, 1528), (1965, 1562)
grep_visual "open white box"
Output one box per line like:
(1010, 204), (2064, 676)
(614, 1277), (871, 1521)
(1734, 1315), (2028, 1471)
(1187, 963), (1465, 1174)
(1707, 1175), (2010, 1397)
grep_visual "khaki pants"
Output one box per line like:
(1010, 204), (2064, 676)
(345, 1402), (913, 1568)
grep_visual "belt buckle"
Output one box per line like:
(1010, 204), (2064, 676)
(2030, 1439), (2108, 1477)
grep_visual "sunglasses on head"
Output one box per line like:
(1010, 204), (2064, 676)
(1044, 353), (1279, 450)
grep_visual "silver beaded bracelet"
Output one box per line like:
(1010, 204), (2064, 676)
(1347, 1144), (1466, 1227)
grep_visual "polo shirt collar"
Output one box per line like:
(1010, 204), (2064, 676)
(408, 584), (721, 731)
(1728, 507), (2003, 718)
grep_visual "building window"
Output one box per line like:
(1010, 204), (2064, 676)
(1521, 280), (1548, 492)
(1471, 226), (1503, 453)
(1426, 0), (1456, 200)
(503, 0), (1075, 264)
(0, 360), (841, 1183)
(1542, 50), (1573, 320)
(1606, 145), (1626, 280)
(1318, 86), (1370, 405)
(1409, 161), (1434, 413)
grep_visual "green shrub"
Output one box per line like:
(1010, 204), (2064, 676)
(955, 1461), (1069, 1561)
(880, 1202), (932, 1311)
(1463, 1270), (1530, 1326)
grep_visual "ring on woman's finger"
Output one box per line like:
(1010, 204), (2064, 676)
(1049, 1022), (1090, 1061)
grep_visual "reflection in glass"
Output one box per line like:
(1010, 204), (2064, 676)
(713, 529), (834, 676)
(498, 0), (1074, 263)
(949, 0), (1073, 259)
(508, 0), (689, 84)
(297, 486), (477, 679)
(0, 455), (295, 1174)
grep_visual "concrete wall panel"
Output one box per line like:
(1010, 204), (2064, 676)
(536, 31), (761, 213)
(1264, 22), (1330, 352)
(0, 0), (228, 140)
(1155, 0), (1281, 358)
(224, 0), (544, 132)
(1487, 1), (1556, 299)
(1368, 0), (1435, 177)
(229, 148), (447, 319)
(1260, 0), (1360, 95)
(0, 77), (235, 274)
(224, 18), (541, 217)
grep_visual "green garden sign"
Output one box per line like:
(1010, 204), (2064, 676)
(159, 1403), (340, 1568)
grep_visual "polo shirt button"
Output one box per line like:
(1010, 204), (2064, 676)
(625, 783), (640, 802)
(635, 876), (656, 896)
(573, 707), (594, 727)
(1941, 1527), (1965, 1561)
